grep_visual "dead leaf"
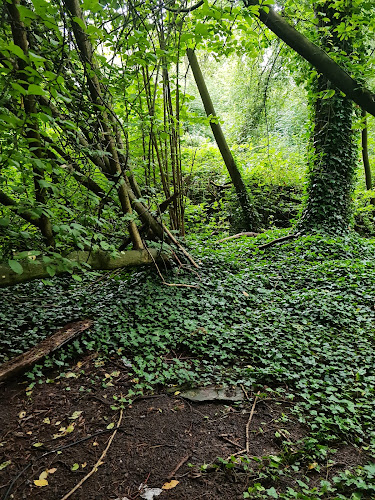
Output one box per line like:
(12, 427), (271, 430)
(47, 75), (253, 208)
(33, 442), (44, 447)
(69, 411), (83, 420)
(18, 411), (26, 419)
(43, 417), (51, 424)
(162, 480), (179, 490)
(92, 441), (99, 446)
(39, 471), (48, 480)
(34, 479), (48, 487)
(308, 462), (318, 470)
(243, 291), (249, 297)
(174, 391), (181, 395)
(81, 462), (87, 468)
(47, 468), (57, 474)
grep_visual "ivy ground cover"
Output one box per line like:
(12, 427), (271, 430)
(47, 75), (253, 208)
(1, 231), (375, 497)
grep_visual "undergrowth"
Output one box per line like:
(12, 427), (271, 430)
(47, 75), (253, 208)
(1, 229), (375, 498)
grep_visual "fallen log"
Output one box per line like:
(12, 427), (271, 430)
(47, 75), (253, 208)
(217, 232), (260, 243)
(0, 319), (93, 383)
(257, 233), (301, 250)
(0, 249), (168, 287)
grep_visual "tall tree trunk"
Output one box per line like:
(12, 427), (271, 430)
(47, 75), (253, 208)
(186, 48), (259, 230)
(298, 0), (357, 233)
(361, 110), (373, 191)
(7, 0), (55, 247)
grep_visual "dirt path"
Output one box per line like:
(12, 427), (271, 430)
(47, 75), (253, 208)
(0, 354), (360, 499)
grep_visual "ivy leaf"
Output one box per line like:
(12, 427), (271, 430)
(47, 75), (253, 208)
(266, 487), (279, 498)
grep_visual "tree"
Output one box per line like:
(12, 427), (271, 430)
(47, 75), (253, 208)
(297, 0), (358, 232)
(186, 48), (259, 230)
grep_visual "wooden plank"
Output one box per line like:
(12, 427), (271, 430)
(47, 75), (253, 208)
(0, 319), (93, 383)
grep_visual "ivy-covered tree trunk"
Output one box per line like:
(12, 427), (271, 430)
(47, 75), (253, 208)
(298, 0), (357, 233)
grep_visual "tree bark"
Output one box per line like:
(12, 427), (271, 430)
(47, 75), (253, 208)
(361, 110), (373, 191)
(243, 0), (375, 117)
(186, 48), (259, 230)
(0, 320), (93, 382)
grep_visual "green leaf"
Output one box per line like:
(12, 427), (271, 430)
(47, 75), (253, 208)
(27, 84), (48, 96)
(72, 16), (86, 30)
(71, 463), (79, 471)
(5, 43), (26, 60)
(0, 217), (10, 227)
(8, 260), (23, 274)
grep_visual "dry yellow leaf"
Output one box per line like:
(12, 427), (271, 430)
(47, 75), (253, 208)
(92, 441), (99, 446)
(162, 480), (179, 490)
(43, 417), (51, 424)
(308, 462), (318, 470)
(26, 431), (32, 435)
(174, 391), (181, 395)
(81, 462), (87, 468)
(34, 479), (48, 487)
(39, 471), (48, 480)
(47, 468), (57, 474)
(243, 291), (249, 297)
(18, 411), (26, 419)
(76, 361), (83, 368)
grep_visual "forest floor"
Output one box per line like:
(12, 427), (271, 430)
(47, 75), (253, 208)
(0, 353), (365, 500)
(1, 230), (375, 499)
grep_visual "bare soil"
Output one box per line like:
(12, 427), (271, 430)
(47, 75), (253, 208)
(0, 353), (364, 500)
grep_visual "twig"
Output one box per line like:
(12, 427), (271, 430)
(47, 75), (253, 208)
(60, 409), (124, 500)
(225, 448), (247, 460)
(167, 454), (190, 479)
(246, 392), (260, 455)
(257, 232), (300, 250)
(219, 435), (244, 449)
(162, 225), (200, 269)
(145, 246), (198, 288)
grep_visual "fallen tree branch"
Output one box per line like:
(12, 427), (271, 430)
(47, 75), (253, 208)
(257, 233), (300, 250)
(0, 249), (168, 287)
(217, 232), (260, 243)
(0, 320), (93, 383)
(60, 408), (124, 500)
